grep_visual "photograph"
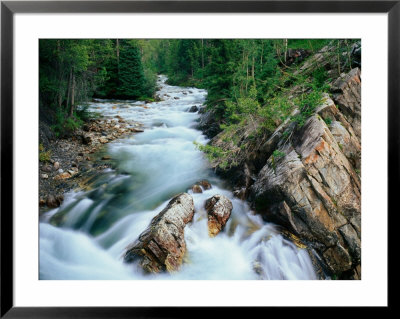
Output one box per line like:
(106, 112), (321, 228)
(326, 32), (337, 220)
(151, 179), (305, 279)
(38, 38), (362, 281)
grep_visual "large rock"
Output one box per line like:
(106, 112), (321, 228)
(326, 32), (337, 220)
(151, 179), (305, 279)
(123, 193), (194, 273)
(331, 68), (361, 140)
(197, 109), (222, 138)
(249, 110), (361, 276)
(205, 195), (233, 237)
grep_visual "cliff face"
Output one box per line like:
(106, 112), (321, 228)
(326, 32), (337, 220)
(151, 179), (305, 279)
(199, 58), (362, 278)
(250, 68), (361, 278)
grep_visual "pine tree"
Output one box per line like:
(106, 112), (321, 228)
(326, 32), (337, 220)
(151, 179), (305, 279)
(115, 40), (145, 99)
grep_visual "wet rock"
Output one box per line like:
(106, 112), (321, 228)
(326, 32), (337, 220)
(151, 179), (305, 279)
(124, 193), (195, 273)
(131, 128), (144, 133)
(101, 155), (111, 160)
(191, 184), (202, 193)
(188, 105), (199, 112)
(205, 195), (233, 237)
(46, 195), (59, 208)
(197, 109), (222, 138)
(197, 180), (212, 190)
(174, 97), (180, 100)
(233, 187), (247, 200)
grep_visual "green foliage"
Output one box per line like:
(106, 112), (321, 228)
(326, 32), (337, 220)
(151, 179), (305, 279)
(272, 150), (286, 159)
(39, 144), (52, 162)
(193, 142), (226, 162)
(271, 150), (285, 172)
(324, 117), (332, 125)
(51, 108), (83, 137)
(291, 89), (325, 128)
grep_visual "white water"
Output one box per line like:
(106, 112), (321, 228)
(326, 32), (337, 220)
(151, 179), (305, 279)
(39, 75), (317, 280)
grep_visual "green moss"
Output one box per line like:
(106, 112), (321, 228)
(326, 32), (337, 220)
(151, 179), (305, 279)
(39, 144), (52, 162)
(324, 117), (332, 125)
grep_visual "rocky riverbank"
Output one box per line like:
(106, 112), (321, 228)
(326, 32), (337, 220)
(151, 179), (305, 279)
(196, 44), (362, 279)
(39, 113), (144, 213)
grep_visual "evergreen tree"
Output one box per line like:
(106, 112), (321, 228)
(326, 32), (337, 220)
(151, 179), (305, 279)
(115, 40), (145, 99)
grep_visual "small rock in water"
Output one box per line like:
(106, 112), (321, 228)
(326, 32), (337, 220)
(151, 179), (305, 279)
(191, 184), (203, 193)
(197, 180), (212, 190)
(205, 195), (233, 237)
(174, 96), (180, 100)
(46, 195), (59, 208)
(188, 105), (199, 112)
(102, 155), (111, 160)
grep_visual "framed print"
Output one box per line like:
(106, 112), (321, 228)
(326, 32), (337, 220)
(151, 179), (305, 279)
(1, 0), (395, 317)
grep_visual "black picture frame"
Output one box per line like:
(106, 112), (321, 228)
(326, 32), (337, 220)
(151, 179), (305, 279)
(1, 0), (395, 317)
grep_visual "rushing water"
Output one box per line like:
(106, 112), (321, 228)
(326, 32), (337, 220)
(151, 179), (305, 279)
(39, 75), (317, 280)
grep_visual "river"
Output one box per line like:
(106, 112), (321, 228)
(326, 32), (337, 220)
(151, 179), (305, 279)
(39, 75), (318, 280)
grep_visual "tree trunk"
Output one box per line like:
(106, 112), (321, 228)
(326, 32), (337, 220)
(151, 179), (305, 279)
(201, 39), (204, 70)
(66, 68), (72, 111)
(284, 39), (288, 63)
(116, 39), (120, 78)
(69, 68), (75, 117)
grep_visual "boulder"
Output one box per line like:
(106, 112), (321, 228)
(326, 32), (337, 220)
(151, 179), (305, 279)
(197, 180), (212, 190)
(331, 68), (361, 140)
(123, 193), (195, 273)
(249, 113), (361, 275)
(188, 105), (199, 112)
(46, 195), (58, 208)
(191, 184), (203, 193)
(205, 195), (233, 237)
(197, 109), (222, 138)
(46, 194), (63, 208)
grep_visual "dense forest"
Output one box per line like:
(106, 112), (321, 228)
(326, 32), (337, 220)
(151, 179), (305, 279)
(39, 39), (358, 138)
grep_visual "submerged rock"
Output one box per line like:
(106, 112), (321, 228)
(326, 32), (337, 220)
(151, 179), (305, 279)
(123, 193), (195, 273)
(205, 195), (233, 237)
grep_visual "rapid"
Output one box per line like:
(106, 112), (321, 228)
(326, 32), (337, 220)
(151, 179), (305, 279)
(39, 75), (318, 280)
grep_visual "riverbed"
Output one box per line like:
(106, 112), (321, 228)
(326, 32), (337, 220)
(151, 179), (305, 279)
(39, 75), (317, 280)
